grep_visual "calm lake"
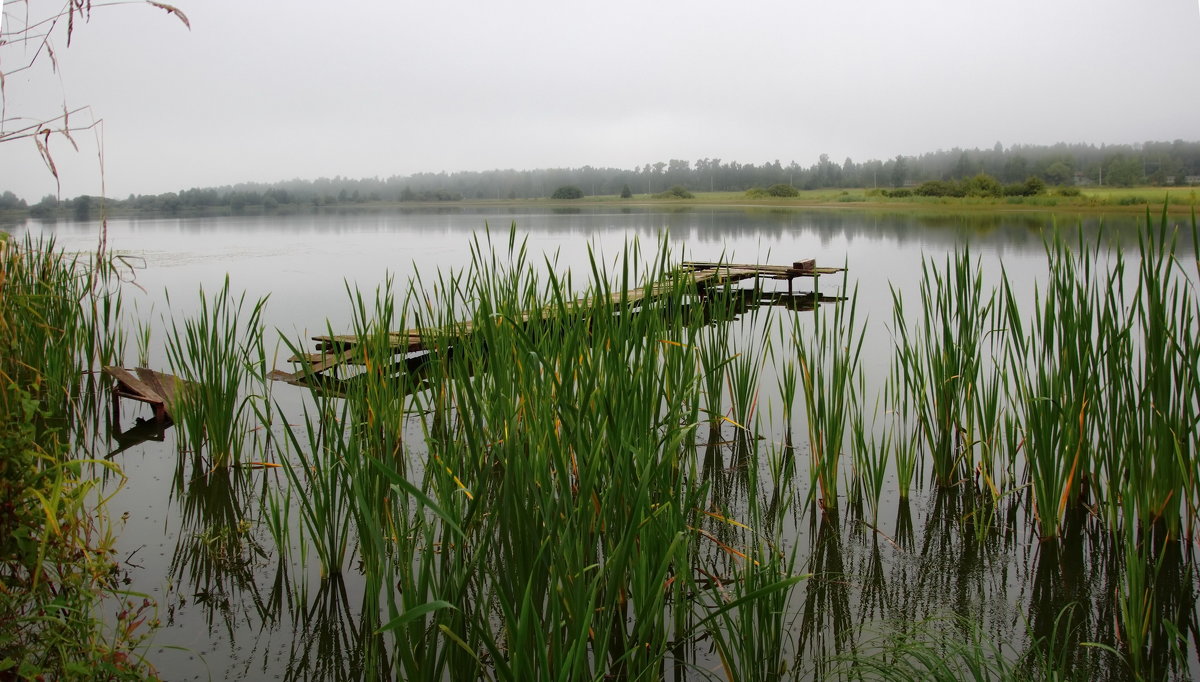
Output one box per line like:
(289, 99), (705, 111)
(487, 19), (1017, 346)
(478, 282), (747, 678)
(10, 206), (1199, 680)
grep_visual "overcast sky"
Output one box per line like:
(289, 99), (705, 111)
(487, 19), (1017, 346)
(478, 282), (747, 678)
(3, 0), (1199, 201)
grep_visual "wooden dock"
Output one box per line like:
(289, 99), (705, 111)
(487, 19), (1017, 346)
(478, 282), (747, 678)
(268, 259), (843, 387)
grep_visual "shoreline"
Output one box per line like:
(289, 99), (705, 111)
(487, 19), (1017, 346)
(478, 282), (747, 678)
(4, 187), (1197, 223)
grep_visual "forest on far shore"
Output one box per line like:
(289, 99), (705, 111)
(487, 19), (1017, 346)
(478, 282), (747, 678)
(5, 139), (1199, 218)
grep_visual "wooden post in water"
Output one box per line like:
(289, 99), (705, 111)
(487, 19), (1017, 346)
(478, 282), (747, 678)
(791, 259), (815, 297)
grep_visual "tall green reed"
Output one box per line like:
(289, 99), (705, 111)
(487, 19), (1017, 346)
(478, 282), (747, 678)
(2, 234), (125, 424)
(726, 335), (768, 464)
(881, 365), (920, 502)
(1001, 235), (1105, 540)
(1002, 213), (1198, 540)
(850, 393), (891, 524)
(891, 249), (992, 487)
(835, 613), (1021, 681)
(165, 276), (267, 469)
(701, 543), (807, 681)
(1119, 220), (1198, 538)
(246, 213), (1200, 678)
(274, 396), (354, 579)
(294, 230), (814, 679)
(794, 286), (864, 511)
(1111, 500), (1196, 680)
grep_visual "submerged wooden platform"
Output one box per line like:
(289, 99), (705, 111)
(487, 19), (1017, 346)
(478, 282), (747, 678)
(103, 366), (193, 423)
(268, 259), (843, 387)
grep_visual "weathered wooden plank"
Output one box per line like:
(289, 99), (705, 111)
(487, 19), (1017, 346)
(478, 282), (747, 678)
(135, 368), (190, 415)
(299, 349), (361, 375)
(683, 261), (843, 278)
(760, 267), (842, 280)
(313, 332), (417, 347)
(266, 368), (307, 385)
(104, 366), (196, 424)
(792, 267), (842, 276)
(102, 366), (164, 403)
(684, 261), (795, 274)
(311, 329), (452, 353)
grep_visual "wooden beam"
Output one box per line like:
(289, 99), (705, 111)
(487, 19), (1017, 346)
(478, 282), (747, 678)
(102, 366), (164, 404)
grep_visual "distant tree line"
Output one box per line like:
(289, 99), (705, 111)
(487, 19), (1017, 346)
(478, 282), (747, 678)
(0, 191), (28, 211)
(8, 140), (1199, 218)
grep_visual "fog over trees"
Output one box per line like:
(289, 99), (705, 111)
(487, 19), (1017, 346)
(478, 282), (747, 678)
(10, 140), (1200, 216)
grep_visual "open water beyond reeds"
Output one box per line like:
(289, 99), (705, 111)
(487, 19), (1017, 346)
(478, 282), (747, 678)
(9, 206), (1199, 681)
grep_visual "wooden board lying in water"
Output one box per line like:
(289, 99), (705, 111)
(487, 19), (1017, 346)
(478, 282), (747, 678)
(681, 261), (840, 278)
(269, 259), (844, 386)
(103, 366), (193, 422)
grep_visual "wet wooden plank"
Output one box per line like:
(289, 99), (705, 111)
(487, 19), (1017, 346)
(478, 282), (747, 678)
(683, 261), (843, 277)
(760, 267), (843, 279)
(104, 366), (195, 424)
(266, 368), (307, 385)
(103, 366), (164, 404)
(683, 261), (795, 274)
(293, 349), (361, 375)
(136, 368), (176, 411)
(311, 331), (424, 353)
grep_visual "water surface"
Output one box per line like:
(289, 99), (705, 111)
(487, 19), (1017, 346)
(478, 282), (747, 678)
(12, 206), (1197, 680)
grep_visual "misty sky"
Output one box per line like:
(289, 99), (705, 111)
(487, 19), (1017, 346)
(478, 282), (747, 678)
(3, 0), (1199, 201)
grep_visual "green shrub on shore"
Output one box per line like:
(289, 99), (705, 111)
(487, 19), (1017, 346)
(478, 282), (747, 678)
(911, 173), (1046, 199)
(550, 185), (584, 200)
(655, 184), (694, 199)
(745, 184), (800, 198)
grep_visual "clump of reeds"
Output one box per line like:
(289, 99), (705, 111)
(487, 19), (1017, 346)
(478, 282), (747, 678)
(165, 276), (267, 469)
(248, 210), (1198, 678)
(891, 249), (993, 488)
(1116, 221), (1198, 539)
(832, 613), (1021, 680)
(274, 396), (354, 579)
(793, 285), (864, 511)
(0, 233), (158, 678)
(264, 229), (812, 679)
(1, 234), (126, 424)
(850, 392), (891, 523)
(1001, 212), (1198, 541)
(1001, 234), (1105, 540)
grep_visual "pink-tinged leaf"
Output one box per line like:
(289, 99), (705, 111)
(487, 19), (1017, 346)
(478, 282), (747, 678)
(35, 129), (61, 196)
(46, 40), (59, 74)
(146, 2), (191, 30)
(61, 106), (80, 152)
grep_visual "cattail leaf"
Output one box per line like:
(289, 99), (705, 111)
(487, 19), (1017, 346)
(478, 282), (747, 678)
(376, 600), (456, 634)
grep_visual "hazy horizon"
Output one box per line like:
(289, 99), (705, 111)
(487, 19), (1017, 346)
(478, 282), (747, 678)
(4, 1), (1200, 202)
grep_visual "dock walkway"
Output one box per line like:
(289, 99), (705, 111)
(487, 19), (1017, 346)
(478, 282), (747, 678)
(268, 259), (842, 386)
